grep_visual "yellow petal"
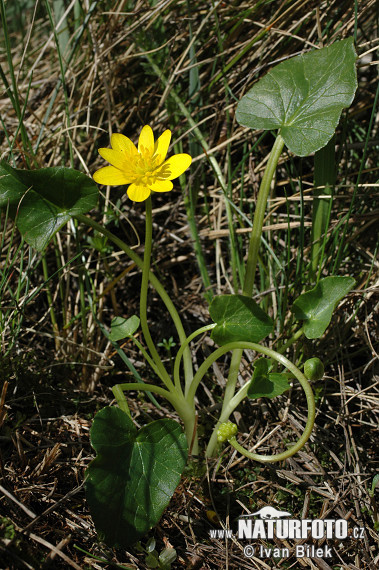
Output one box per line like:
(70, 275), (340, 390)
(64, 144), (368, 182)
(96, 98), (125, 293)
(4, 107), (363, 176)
(111, 133), (138, 155)
(149, 179), (173, 193)
(93, 165), (130, 186)
(153, 129), (171, 163)
(127, 183), (151, 202)
(98, 148), (126, 170)
(138, 125), (154, 156)
(157, 154), (192, 180)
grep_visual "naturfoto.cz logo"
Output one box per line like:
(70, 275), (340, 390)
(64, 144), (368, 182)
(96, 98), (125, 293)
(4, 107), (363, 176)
(209, 506), (365, 560)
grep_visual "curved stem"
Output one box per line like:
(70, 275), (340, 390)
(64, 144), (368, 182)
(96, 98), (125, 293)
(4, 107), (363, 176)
(186, 341), (315, 460)
(75, 213), (194, 385)
(118, 381), (198, 453)
(226, 358), (313, 463)
(139, 198), (174, 391)
(173, 324), (216, 394)
(117, 382), (178, 406)
(186, 343), (235, 404)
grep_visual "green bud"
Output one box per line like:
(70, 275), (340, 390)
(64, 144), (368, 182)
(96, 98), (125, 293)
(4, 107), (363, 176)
(217, 421), (238, 443)
(304, 357), (324, 381)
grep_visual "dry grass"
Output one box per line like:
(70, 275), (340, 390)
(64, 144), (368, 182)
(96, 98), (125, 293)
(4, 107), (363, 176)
(1, 0), (378, 568)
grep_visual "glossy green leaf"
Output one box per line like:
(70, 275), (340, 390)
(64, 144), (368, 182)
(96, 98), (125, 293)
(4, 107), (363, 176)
(248, 358), (291, 399)
(110, 315), (140, 341)
(293, 276), (355, 339)
(236, 38), (357, 156)
(85, 407), (187, 548)
(0, 161), (98, 250)
(209, 294), (273, 346)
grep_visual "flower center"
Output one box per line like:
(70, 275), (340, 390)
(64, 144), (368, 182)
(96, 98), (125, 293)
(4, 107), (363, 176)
(131, 152), (161, 185)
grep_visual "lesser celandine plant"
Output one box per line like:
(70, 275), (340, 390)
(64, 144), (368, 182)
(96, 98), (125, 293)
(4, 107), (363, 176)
(0, 38), (357, 547)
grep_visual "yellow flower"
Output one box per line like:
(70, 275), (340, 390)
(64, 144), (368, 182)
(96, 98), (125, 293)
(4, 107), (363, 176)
(93, 125), (192, 202)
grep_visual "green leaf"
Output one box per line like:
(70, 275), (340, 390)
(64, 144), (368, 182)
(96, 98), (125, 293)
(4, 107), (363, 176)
(369, 474), (379, 498)
(158, 548), (177, 569)
(236, 38), (357, 156)
(0, 161), (98, 250)
(247, 358), (291, 399)
(110, 315), (140, 341)
(85, 407), (188, 548)
(146, 538), (156, 553)
(293, 276), (355, 339)
(145, 553), (159, 568)
(209, 294), (273, 346)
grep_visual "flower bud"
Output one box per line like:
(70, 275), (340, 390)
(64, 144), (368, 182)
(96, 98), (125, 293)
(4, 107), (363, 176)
(304, 357), (324, 381)
(217, 421), (238, 443)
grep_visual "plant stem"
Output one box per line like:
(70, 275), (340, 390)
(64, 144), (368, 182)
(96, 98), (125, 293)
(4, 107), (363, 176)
(215, 135), (286, 438)
(131, 336), (165, 380)
(277, 327), (304, 354)
(139, 198), (175, 391)
(227, 355), (314, 462)
(118, 381), (198, 453)
(243, 134), (285, 297)
(173, 324), (216, 395)
(112, 384), (131, 417)
(75, 213), (193, 386)
(199, 341), (315, 459)
(117, 382), (176, 404)
(77, 213), (199, 451)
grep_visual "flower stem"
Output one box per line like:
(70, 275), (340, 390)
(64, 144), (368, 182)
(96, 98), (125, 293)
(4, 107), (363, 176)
(139, 198), (175, 391)
(75, 213), (194, 386)
(77, 212), (198, 450)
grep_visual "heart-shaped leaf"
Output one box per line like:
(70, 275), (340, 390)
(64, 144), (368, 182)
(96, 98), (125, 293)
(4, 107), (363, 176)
(209, 294), (273, 346)
(248, 358), (291, 399)
(110, 315), (140, 341)
(0, 161), (98, 250)
(236, 38), (357, 156)
(293, 276), (355, 339)
(85, 407), (188, 548)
